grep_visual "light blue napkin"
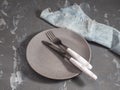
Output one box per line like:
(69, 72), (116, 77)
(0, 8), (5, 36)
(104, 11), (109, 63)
(40, 4), (120, 55)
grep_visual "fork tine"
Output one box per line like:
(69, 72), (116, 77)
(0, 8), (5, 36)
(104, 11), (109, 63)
(46, 32), (52, 41)
(49, 31), (56, 40)
(49, 31), (56, 38)
(46, 31), (56, 42)
(46, 31), (54, 41)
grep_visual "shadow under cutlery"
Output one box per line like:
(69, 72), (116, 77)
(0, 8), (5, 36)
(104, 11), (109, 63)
(43, 44), (81, 74)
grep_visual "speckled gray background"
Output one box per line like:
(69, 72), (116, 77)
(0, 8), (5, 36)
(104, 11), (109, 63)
(0, 0), (120, 90)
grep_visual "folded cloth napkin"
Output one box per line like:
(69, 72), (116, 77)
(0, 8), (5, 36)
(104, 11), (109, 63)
(40, 3), (120, 55)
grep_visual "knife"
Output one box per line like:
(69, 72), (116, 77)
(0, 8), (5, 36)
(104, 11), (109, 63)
(42, 41), (97, 80)
(46, 31), (92, 70)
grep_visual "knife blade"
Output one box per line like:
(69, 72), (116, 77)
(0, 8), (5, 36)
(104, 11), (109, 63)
(41, 40), (97, 80)
(42, 41), (68, 58)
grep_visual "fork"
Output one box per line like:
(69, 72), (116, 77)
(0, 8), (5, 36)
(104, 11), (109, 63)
(46, 31), (93, 70)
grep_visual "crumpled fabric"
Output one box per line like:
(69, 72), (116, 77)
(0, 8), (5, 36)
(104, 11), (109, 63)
(40, 4), (120, 55)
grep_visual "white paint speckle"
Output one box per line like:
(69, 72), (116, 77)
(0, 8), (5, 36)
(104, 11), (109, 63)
(118, 9), (120, 12)
(57, 0), (70, 8)
(112, 59), (120, 82)
(64, 0), (70, 7)
(0, 70), (3, 78)
(12, 46), (17, 70)
(16, 33), (27, 43)
(64, 81), (67, 90)
(0, 38), (5, 43)
(12, 46), (17, 52)
(115, 70), (120, 82)
(10, 15), (20, 34)
(12, 41), (15, 43)
(10, 15), (24, 35)
(104, 54), (109, 58)
(114, 83), (120, 87)
(93, 5), (98, 12)
(2, 0), (8, 9)
(112, 59), (120, 69)
(10, 71), (23, 90)
(104, 13), (108, 18)
(0, 41), (3, 43)
(0, 18), (6, 31)
(16, 15), (24, 19)
(1, 54), (4, 56)
(80, 2), (91, 13)
(59, 81), (67, 90)
(13, 57), (17, 71)
(2, 0), (8, 6)
(13, 16), (19, 27)
(10, 27), (18, 35)
(104, 19), (110, 25)
(104, 13), (110, 25)
(1, 10), (8, 16)
(10, 46), (23, 90)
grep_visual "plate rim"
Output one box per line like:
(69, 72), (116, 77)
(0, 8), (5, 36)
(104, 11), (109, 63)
(26, 28), (92, 80)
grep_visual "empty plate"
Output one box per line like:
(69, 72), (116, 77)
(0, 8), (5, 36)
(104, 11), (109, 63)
(26, 28), (91, 80)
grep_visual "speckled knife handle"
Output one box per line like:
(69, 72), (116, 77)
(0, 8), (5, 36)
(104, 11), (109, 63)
(69, 57), (97, 80)
(66, 48), (92, 70)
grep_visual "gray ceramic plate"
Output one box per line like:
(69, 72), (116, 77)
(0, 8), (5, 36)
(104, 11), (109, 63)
(26, 28), (91, 80)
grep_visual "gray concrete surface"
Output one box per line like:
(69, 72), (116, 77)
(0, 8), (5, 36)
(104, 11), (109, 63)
(0, 0), (120, 90)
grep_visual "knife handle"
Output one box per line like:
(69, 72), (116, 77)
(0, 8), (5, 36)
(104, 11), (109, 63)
(69, 57), (97, 80)
(66, 48), (92, 69)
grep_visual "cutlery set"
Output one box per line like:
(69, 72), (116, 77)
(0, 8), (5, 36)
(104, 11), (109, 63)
(42, 31), (97, 80)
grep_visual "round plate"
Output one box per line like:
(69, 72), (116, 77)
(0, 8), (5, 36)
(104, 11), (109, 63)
(26, 28), (91, 80)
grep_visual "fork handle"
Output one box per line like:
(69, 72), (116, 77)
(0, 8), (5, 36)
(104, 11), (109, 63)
(66, 48), (93, 70)
(69, 57), (97, 80)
